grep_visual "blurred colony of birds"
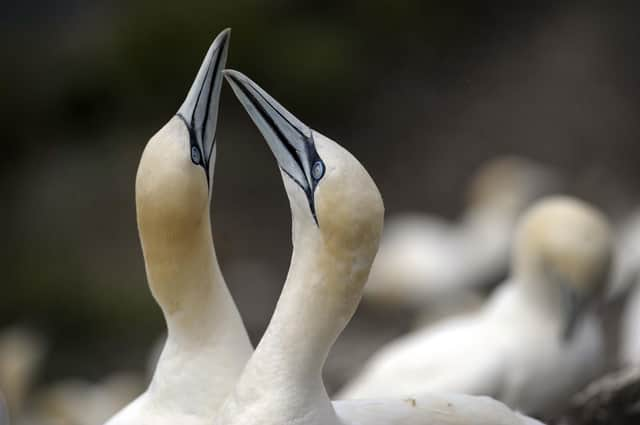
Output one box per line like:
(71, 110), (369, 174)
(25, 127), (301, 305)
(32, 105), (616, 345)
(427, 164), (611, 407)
(1, 1), (640, 425)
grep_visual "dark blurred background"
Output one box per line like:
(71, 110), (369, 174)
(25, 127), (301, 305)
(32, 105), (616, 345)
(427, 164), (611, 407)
(1, 0), (639, 392)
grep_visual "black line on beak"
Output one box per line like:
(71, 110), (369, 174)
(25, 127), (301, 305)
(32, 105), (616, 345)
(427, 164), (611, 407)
(230, 77), (308, 192)
(176, 28), (230, 187)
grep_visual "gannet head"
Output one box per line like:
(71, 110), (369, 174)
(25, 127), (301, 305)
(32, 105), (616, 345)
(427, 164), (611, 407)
(136, 29), (229, 238)
(467, 156), (560, 218)
(513, 196), (612, 339)
(224, 70), (384, 313)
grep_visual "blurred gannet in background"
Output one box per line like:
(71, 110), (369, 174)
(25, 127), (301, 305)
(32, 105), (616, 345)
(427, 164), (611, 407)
(214, 70), (543, 425)
(609, 209), (640, 297)
(621, 283), (640, 365)
(603, 208), (640, 365)
(0, 391), (8, 425)
(364, 156), (559, 316)
(22, 373), (144, 425)
(340, 196), (612, 416)
(105, 29), (253, 425)
(0, 327), (45, 421)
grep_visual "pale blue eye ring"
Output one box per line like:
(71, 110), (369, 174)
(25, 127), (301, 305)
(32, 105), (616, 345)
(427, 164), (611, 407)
(191, 146), (201, 164)
(311, 160), (325, 180)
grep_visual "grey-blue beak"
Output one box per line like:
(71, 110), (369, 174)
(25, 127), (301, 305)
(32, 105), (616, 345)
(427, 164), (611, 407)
(177, 28), (230, 186)
(222, 70), (325, 224)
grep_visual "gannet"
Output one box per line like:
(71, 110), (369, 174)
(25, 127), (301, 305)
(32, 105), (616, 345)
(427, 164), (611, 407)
(621, 283), (640, 365)
(364, 156), (559, 314)
(0, 327), (45, 421)
(609, 210), (640, 297)
(340, 196), (612, 416)
(26, 373), (143, 425)
(105, 29), (252, 425)
(0, 390), (7, 425)
(214, 70), (544, 425)
(602, 208), (640, 366)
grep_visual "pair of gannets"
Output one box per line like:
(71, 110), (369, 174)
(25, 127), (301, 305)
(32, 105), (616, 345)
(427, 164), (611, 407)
(339, 196), (612, 415)
(106, 29), (543, 425)
(364, 156), (559, 312)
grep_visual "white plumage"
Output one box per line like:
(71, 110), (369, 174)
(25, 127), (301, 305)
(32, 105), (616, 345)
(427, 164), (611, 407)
(621, 283), (640, 365)
(605, 208), (640, 365)
(610, 210), (640, 297)
(340, 196), (612, 416)
(105, 29), (252, 425)
(364, 157), (559, 314)
(0, 327), (45, 422)
(213, 70), (544, 425)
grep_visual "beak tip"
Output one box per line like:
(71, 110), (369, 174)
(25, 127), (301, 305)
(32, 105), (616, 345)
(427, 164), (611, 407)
(222, 69), (242, 81)
(219, 27), (231, 42)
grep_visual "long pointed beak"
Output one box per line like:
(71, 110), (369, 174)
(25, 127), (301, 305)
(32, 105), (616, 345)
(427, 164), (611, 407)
(223, 70), (325, 223)
(177, 28), (230, 184)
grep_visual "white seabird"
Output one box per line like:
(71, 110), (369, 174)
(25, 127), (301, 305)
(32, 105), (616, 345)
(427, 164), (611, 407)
(212, 70), (544, 425)
(105, 29), (252, 425)
(621, 282), (640, 365)
(364, 156), (559, 317)
(340, 196), (612, 416)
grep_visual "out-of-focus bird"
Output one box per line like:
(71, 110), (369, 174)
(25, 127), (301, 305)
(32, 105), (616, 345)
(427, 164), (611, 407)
(364, 156), (559, 316)
(0, 390), (8, 425)
(609, 210), (640, 298)
(600, 208), (640, 366)
(621, 283), (640, 366)
(339, 196), (612, 416)
(214, 70), (544, 425)
(104, 29), (252, 425)
(23, 373), (144, 425)
(0, 327), (45, 421)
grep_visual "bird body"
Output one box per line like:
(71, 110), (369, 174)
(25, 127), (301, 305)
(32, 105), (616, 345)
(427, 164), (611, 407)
(621, 283), (640, 365)
(333, 394), (544, 425)
(0, 327), (44, 421)
(215, 70), (545, 425)
(105, 29), (252, 425)
(610, 209), (640, 366)
(610, 210), (640, 297)
(341, 283), (604, 414)
(364, 157), (559, 311)
(341, 197), (612, 416)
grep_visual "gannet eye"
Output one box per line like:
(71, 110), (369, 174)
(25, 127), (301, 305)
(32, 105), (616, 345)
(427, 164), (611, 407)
(311, 160), (325, 181)
(191, 146), (202, 165)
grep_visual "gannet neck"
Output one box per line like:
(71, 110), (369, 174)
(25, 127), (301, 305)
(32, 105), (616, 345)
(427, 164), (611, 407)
(139, 207), (252, 412)
(509, 274), (566, 320)
(251, 229), (358, 380)
(213, 225), (345, 424)
(140, 210), (230, 338)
